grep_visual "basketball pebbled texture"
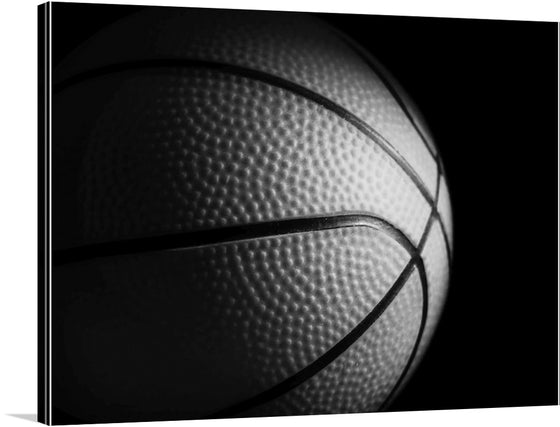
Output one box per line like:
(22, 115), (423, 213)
(242, 268), (423, 417)
(52, 8), (452, 423)
(55, 9), (438, 198)
(54, 227), (412, 422)
(61, 69), (430, 246)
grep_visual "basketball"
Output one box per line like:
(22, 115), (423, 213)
(52, 8), (452, 422)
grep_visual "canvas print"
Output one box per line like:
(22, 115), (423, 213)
(38, 2), (558, 425)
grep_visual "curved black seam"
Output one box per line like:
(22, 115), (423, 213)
(435, 210), (453, 267)
(432, 156), (453, 265)
(347, 35), (453, 264)
(210, 210), (434, 418)
(210, 254), (423, 419)
(328, 25), (438, 161)
(378, 160), (442, 411)
(53, 212), (416, 266)
(53, 211), (426, 417)
(436, 157), (453, 265)
(55, 58), (454, 258)
(53, 57), (451, 412)
(378, 258), (430, 412)
(209, 173), (439, 417)
(328, 26), (454, 262)
(433, 161), (442, 218)
(377, 213), (434, 412)
(54, 59), (435, 205)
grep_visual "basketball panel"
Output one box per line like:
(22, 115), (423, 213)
(240, 267), (423, 416)
(54, 8), (439, 200)
(55, 69), (431, 247)
(381, 219), (449, 408)
(53, 226), (410, 422)
(437, 175), (453, 250)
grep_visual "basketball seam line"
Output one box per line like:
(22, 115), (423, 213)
(211, 163), (440, 416)
(377, 159), (442, 411)
(54, 61), (435, 200)
(53, 61), (451, 414)
(333, 34), (453, 266)
(53, 210), (430, 415)
(53, 59), (452, 257)
(210, 253), (424, 418)
(48, 32), (454, 418)
(435, 162), (453, 267)
(431, 157), (452, 267)
(50, 175), (444, 414)
(210, 198), (435, 417)
(54, 212), (416, 266)
(328, 19), (456, 260)
(327, 24), (438, 161)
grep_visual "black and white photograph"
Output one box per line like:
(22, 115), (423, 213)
(1, 1), (559, 427)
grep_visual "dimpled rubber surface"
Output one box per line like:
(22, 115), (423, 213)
(437, 176), (453, 250)
(330, 34), (438, 158)
(53, 227), (410, 421)
(363, 54), (439, 157)
(383, 220), (449, 406)
(241, 268), (422, 416)
(68, 69), (430, 245)
(418, 220), (449, 359)
(52, 8), (453, 422)
(55, 9), (438, 198)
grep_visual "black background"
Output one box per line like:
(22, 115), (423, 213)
(52, 2), (558, 413)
